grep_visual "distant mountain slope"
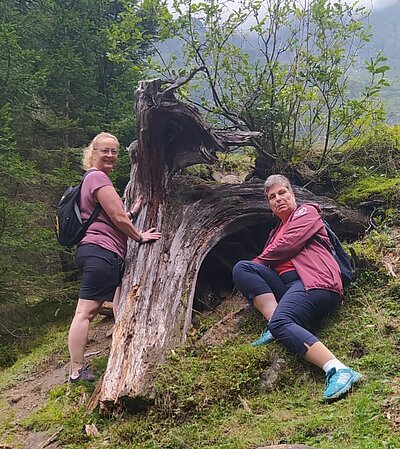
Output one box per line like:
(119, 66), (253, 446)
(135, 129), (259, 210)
(369, 1), (400, 123)
(369, 0), (400, 72)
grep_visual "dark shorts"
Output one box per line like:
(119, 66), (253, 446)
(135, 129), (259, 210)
(75, 243), (124, 302)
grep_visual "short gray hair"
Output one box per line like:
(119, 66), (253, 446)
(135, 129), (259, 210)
(264, 174), (294, 196)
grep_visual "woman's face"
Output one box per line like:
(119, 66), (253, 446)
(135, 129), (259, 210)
(92, 137), (119, 174)
(266, 183), (296, 221)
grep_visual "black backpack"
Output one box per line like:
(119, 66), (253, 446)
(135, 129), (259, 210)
(55, 170), (102, 246)
(314, 220), (353, 287)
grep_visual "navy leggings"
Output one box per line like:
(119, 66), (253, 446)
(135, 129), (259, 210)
(232, 261), (341, 358)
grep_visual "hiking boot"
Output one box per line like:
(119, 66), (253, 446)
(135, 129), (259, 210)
(69, 366), (96, 383)
(323, 367), (361, 400)
(251, 327), (275, 347)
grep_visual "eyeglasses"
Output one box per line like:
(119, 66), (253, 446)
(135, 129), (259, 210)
(94, 148), (119, 156)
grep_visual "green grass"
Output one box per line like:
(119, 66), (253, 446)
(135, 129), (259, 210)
(0, 325), (69, 390)
(1, 235), (400, 448)
(0, 300), (76, 369)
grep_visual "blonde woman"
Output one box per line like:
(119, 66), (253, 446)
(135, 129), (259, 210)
(68, 132), (161, 382)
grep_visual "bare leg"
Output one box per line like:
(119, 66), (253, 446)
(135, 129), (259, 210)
(68, 298), (103, 377)
(112, 285), (121, 321)
(253, 293), (278, 320)
(304, 341), (336, 369)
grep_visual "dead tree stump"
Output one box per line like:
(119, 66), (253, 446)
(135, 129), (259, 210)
(97, 75), (367, 413)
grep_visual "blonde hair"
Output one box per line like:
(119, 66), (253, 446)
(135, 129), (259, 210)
(264, 174), (294, 196)
(82, 132), (119, 170)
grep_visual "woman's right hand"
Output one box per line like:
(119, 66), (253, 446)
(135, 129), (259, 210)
(140, 228), (162, 243)
(130, 196), (143, 217)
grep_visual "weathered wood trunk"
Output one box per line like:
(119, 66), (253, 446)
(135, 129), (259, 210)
(98, 78), (367, 413)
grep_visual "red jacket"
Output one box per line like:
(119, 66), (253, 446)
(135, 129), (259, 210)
(252, 203), (343, 296)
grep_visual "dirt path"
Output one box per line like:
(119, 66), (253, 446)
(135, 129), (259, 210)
(0, 296), (249, 448)
(0, 317), (113, 449)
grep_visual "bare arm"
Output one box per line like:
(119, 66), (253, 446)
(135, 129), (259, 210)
(95, 186), (161, 243)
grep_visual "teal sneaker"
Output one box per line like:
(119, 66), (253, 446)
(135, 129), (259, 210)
(251, 327), (275, 347)
(323, 367), (362, 400)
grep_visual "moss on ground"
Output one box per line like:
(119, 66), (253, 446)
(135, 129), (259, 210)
(338, 175), (400, 206)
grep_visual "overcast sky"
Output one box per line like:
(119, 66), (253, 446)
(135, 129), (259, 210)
(167, 0), (399, 11)
(361, 0), (398, 8)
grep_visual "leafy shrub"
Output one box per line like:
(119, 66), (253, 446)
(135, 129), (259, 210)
(348, 124), (400, 177)
(185, 150), (255, 180)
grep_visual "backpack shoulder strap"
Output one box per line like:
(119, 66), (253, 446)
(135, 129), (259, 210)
(313, 220), (333, 254)
(80, 169), (102, 226)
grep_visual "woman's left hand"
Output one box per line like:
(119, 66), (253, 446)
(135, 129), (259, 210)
(140, 228), (162, 243)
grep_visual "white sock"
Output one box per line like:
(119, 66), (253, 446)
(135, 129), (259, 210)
(322, 358), (347, 373)
(70, 367), (82, 379)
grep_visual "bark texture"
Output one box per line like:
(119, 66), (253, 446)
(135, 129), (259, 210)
(98, 77), (367, 413)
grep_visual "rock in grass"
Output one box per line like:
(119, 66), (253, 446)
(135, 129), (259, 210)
(259, 357), (286, 393)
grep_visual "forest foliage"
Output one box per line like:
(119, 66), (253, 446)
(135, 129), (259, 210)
(0, 1), (400, 448)
(0, 0), (399, 366)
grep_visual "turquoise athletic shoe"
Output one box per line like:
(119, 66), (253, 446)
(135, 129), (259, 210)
(323, 367), (362, 400)
(251, 327), (275, 347)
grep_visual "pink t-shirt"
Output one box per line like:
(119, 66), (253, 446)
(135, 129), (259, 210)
(268, 222), (295, 275)
(79, 170), (127, 258)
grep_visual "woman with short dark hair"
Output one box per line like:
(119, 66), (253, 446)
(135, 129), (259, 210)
(233, 174), (361, 400)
